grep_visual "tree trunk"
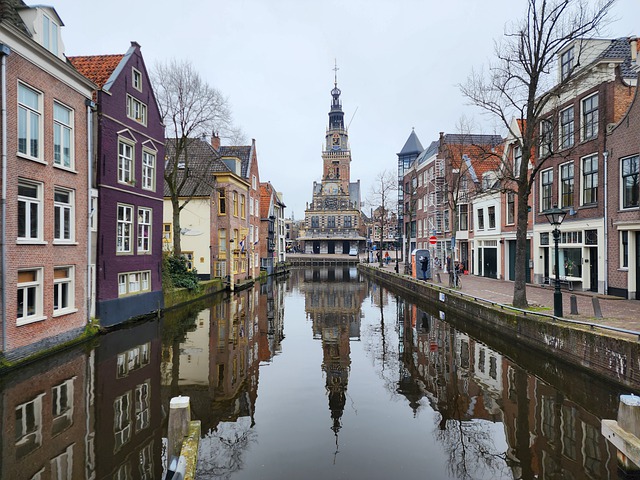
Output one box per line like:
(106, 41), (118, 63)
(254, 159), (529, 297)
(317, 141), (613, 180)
(512, 188), (530, 308)
(172, 197), (182, 257)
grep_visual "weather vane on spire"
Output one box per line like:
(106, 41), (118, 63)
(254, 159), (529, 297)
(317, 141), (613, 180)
(333, 59), (339, 86)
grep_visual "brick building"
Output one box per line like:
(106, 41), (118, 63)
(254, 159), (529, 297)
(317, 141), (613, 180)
(0, 1), (95, 358)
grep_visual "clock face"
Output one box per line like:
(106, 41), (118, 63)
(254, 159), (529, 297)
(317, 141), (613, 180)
(331, 133), (340, 150)
(323, 182), (339, 195)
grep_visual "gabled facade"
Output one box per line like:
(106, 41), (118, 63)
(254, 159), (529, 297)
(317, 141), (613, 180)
(259, 182), (287, 273)
(1, 0), (95, 358)
(299, 77), (365, 254)
(70, 42), (165, 326)
(533, 37), (638, 293)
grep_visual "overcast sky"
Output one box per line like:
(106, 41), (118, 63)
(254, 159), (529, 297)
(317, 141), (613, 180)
(52, 0), (638, 218)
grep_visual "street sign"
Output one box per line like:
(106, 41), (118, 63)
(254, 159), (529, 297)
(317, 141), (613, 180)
(429, 235), (437, 245)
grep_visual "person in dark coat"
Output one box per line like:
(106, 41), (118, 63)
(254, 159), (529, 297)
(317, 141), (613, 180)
(420, 255), (430, 280)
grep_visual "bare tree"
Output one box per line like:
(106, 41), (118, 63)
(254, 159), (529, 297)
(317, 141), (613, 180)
(153, 59), (239, 255)
(460, 0), (615, 308)
(368, 170), (397, 267)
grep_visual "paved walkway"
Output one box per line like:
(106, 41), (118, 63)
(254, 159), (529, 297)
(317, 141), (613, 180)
(369, 260), (640, 335)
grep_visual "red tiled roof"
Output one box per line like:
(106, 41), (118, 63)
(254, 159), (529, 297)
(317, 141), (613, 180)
(68, 54), (124, 88)
(259, 183), (272, 218)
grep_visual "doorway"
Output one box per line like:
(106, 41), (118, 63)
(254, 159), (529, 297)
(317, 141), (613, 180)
(484, 248), (497, 279)
(589, 247), (598, 292)
(313, 241), (320, 254)
(636, 233), (640, 300)
(328, 241), (335, 254)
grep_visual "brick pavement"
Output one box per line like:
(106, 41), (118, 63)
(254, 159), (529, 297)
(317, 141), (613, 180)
(372, 261), (640, 334)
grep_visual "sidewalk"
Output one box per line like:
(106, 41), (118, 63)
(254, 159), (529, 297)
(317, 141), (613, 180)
(373, 261), (640, 334)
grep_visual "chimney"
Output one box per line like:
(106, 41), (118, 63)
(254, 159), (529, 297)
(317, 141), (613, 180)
(211, 131), (220, 151)
(630, 36), (638, 63)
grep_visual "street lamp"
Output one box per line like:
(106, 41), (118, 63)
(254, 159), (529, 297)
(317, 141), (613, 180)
(543, 205), (567, 317)
(395, 236), (399, 273)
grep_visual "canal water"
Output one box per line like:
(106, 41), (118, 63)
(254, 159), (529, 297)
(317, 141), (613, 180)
(0, 267), (634, 479)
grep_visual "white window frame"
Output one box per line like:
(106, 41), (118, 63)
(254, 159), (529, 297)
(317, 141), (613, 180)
(126, 94), (147, 125)
(18, 179), (43, 242)
(17, 268), (44, 325)
(54, 187), (74, 243)
(51, 378), (74, 435)
(53, 102), (74, 169)
(560, 161), (575, 208)
(581, 154), (598, 205)
(135, 381), (151, 432)
(17, 83), (43, 161)
(42, 13), (59, 55)
(15, 394), (44, 454)
(560, 106), (574, 150)
(114, 392), (132, 452)
(582, 93), (598, 141)
(117, 204), (133, 253)
(560, 46), (574, 80)
(141, 150), (156, 191)
(249, 196), (254, 216)
(118, 271), (152, 297)
(53, 266), (75, 315)
(540, 168), (554, 212)
(50, 445), (73, 479)
(137, 207), (152, 254)
(132, 68), (142, 91)
(118, 140), (134, 185)
(252, 175), (257, 190)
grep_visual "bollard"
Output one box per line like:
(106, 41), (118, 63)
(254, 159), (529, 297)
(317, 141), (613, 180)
(592, 297), (603, 319)
(602, 394), (640, 472)
(435, 273), (441, 284)
(168, 396), (191, 468)
(570, 295), (578, 315)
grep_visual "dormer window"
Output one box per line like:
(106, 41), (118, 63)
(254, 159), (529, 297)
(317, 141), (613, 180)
(561, 46), (574, 81)
(132, 68), (142, 91)
(42, 14), (59, 56)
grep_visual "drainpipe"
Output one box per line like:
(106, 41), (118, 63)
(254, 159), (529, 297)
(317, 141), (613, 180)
(1, 44), (10, 353)
(603, 150), (609, 295)
(86, 99), (95, 323)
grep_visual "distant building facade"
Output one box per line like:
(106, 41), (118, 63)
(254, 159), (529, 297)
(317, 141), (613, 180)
(299, 76), (365, 254)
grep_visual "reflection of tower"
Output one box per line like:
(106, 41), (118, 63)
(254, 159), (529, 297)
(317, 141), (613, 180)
(301, 267), (365, 440)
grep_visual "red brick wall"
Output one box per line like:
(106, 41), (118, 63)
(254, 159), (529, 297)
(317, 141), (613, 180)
(4, 51), (91, 352)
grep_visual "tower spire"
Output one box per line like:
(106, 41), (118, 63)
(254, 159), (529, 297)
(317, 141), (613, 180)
(333, 58), (339, 87)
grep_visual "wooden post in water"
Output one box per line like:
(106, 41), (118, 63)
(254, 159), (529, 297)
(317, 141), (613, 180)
(168, 396), (191, 467)
(602, 394), (640, 473)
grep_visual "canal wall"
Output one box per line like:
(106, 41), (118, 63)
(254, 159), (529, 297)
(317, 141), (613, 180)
(360, 265), (640, 392)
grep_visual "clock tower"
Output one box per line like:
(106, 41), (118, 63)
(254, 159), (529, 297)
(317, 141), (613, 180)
(299, 65), (365, 255)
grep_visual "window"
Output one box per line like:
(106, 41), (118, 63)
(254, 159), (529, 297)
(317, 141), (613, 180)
(15, 394), (44, 457)
(132, 68), (142, 91)
(582, 154), (598, 205)
(90, 191), (98, 232)
(42, 14), (59, 55)
(561, 46), (574, 80)
(488, 206), (496, 229)
(249, 196), (254, 216)
(137, 208), (151, 253)
(514, 146), (522, 177)
(51, 445), (73, 480)
(118, 271), (151, 296)
(126, 95), (147, 125)
(622, 155), (639, 208)
(114, 392), (131, 452)
(327, 216), (335, 228)
(52, 378), (74, 435)
(118, 141), (134, 184)
(218, 229), (226, 253)
(182, 252), (194, 270)
(18, 180), (42, 241)
(117, 204), (133, 253)
(311, 216), (319, 228)
(53, 266), (74, 314)
(539, 119), (553, 157)
(54, 188), (74, 242)
(582, 94), (598, 140)
(477, 209), (485, 230)
(252, 175), (257, 190)
(255, 198), (259, 216)
(18, 83), (42, 159)
(560, 107), (574, 149)
(233, 192), (238, 216)
(241, 195), (246, 218)
(17, 269), (43, 324)
(621, 231), (629, 268)
(53, 102), (73, 168)
(560, 162), (574, 207)
(163, 223), (172, 243)
(541, 169), (554, 211)
(142, 151), (155, 191)
(459, 204), (468, 230)
(218, 189), (226, 214)
(344, 216), (352, 228)
(135, 382), (150, 431)
(507, 192), (515, 225)
(444, 209), (450, 232)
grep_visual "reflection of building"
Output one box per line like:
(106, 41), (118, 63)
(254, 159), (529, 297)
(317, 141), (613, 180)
(299, 71), (366, 254)
(0, 347), (94, 480)
(94, 321), (162, 479)
(300, 267), (365, 435)
(258, 276), (285, 362)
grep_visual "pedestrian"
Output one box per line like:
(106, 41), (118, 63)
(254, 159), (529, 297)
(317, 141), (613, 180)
(384, 252), (390, 265)
(420, 254), (430, 280)
(446, 255), (454, 286)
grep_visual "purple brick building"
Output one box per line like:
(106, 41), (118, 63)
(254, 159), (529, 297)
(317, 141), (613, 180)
(70, 42), (164, 326)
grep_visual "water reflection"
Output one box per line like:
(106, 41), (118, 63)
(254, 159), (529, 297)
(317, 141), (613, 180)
(0, 267), (633, 479)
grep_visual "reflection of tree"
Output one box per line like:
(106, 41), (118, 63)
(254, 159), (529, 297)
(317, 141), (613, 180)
(197, 417), (257, 479)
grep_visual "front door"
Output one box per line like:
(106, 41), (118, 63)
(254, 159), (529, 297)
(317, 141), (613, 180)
(313, 241), (320, 254)
(328, 241), (335, 254)
(636, 233), (640, 299)
(508, 240), (516, 281)
(484, 248), (498, 279)
(589, 246), (598, 292)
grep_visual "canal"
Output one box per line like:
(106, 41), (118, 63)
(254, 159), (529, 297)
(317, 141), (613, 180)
(1, 267), (635, 479)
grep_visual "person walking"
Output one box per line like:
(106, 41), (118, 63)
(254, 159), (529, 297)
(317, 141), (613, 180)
(446, 255), (454, 287)
(384, 252), (391, 266)
(420, 255), (430, 280)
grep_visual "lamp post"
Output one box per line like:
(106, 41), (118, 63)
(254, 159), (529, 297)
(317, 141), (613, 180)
(395, 236), (399, 273)
(543, 205), (567, 317)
